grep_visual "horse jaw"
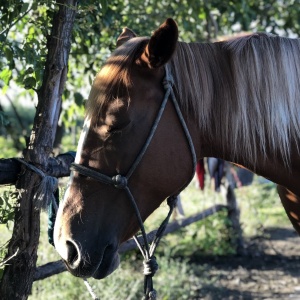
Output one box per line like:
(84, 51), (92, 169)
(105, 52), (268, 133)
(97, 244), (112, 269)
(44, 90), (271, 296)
(91, 247), (120, 279)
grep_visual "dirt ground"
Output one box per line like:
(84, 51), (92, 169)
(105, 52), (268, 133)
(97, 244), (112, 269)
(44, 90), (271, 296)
(195, 226), (300, 299)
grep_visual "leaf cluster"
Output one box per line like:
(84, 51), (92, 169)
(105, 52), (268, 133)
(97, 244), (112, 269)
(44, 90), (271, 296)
(0, 1), (53, 92)
(0, 190), (18, 225)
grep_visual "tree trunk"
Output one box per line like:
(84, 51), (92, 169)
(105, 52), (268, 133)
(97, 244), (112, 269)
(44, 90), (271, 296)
(0, 1), (77, 299)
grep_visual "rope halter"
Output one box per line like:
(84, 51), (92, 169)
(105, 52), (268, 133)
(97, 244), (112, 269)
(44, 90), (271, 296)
(71, 65), (197, 300)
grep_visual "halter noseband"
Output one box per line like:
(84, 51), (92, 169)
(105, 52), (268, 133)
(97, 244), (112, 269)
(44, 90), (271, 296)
(71, 65), (197, 300)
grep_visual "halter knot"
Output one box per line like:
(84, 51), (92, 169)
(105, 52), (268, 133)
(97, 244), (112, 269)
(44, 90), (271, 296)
(143, 256), (158, 277)
(162, 76), (174, 91)
(112, 174), (128, 189)
(167, 195), (178, 209)
(143, 289), (157, 300)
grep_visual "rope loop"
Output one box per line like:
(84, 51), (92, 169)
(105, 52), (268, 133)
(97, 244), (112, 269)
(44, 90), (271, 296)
(143, 289), (157, 300)
(162, 77), (174, 91)
(112, 174), (128, 189)
(148, 290), (157, 300)
(143, 256), (159, 277)
(167, 195), (178, 209)
(162, 64), (174, 91)
(15, 158), (58, 210)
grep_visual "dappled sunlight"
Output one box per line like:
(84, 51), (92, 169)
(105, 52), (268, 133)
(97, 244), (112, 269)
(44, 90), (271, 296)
(290, 211), (300, 221)
(287, 191), (298, 203)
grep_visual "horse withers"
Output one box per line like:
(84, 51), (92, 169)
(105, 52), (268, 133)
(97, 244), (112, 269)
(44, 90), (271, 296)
(54, 18), (300, 280)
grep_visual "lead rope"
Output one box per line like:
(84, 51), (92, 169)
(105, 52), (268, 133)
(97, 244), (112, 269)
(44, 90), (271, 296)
(133, 195), (178, 299)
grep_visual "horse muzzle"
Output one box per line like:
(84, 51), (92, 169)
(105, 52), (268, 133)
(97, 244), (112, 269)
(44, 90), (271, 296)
(55, 237), (120, 279)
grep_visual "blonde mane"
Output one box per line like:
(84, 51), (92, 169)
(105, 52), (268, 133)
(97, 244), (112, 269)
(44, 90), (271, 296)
(169, 33), (300, 166)
(87, 33), (300, 166)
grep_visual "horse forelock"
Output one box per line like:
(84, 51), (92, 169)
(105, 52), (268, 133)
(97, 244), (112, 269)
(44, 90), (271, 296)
(85, 37), (149, 118)
(169, 34), (300, 167)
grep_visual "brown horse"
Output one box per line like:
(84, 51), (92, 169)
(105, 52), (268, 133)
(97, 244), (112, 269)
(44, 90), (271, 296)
(54, 19), (300, 282)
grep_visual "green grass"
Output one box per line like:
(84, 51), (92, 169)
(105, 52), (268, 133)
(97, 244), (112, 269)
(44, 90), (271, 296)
(1, 176), (291, 299)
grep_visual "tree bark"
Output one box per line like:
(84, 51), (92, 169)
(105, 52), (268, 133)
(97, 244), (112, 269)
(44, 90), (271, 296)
(0, 1), (77, 299)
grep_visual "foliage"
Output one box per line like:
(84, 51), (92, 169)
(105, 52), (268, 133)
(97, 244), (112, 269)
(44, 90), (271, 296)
(236, 181), (290, 237)
(0, 240), (9, 280)
(0, 100), (35, 153)
(1, 0), (300, 153)
(162, 210), (236, 259)
(0, 187), (18, 279)
(0, 190), (17, 225)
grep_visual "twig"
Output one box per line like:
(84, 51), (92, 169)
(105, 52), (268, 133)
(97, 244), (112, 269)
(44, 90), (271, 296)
(0, 248), (19, 268)
(1, 7), (32, 38)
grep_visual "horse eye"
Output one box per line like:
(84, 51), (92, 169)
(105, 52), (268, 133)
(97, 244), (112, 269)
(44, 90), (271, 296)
(107, 126), (121, 133)
(107, 120), (131, 133)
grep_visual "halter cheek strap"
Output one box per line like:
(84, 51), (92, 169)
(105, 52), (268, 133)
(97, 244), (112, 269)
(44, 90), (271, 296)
(71, 65), (197, 300)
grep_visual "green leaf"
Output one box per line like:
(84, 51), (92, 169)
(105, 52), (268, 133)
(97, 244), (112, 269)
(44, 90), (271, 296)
(100, 0), (107, 13)
(25, 67), (34, 75)
(74, 92), (84, 106)
(20, 2), (30, 14)
(23, 76), (36, 89)
(0, 68), (12, 85)
(0, 111), (10, 126)
(4, 45), (13, 61)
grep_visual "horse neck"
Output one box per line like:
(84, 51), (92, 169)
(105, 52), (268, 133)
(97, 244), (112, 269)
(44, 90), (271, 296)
(170, 41), (237, 161)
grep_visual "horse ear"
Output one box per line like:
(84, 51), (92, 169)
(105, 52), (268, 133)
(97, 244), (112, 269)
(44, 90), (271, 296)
(139, 18), (178, 68)
(116, 28), (137, 47)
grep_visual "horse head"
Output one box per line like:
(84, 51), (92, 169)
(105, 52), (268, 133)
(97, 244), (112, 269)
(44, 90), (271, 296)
(54, 19), (199, 279)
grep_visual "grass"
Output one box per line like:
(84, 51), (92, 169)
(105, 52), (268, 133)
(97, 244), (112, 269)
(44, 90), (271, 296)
(0, 175), (291, 299)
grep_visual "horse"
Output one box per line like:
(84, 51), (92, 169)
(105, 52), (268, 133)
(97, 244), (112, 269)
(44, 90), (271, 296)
(54, 18), (300, 285)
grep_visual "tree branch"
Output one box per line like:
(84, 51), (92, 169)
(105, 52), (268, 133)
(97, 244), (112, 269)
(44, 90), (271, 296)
(0, 7), (32, 38)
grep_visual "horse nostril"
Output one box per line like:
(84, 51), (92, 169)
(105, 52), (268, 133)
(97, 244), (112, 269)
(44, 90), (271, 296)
(66, 240), (81, 269)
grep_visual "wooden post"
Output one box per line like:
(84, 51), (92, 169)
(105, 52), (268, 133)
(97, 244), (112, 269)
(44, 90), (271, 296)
(226, 182), (245, 255)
